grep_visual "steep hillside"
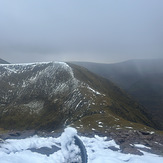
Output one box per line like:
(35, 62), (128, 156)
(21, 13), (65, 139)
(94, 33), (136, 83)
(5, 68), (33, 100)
(0, 62), (159, 132)
(73, 59), (163, 130)
(128, 73), (163, 126)
(0, 58), (10, 64)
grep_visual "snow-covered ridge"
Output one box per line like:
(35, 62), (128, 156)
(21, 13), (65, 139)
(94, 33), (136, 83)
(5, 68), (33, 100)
(0, 61), (79, 104)
(0, 61), (66, 66)
(0, 61), (71, 76)
(0, 62), (49, 75)
(0, 61), (77, 88)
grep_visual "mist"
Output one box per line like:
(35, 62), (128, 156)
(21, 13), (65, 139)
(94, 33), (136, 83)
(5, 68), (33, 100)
(0, 0), (163, 63)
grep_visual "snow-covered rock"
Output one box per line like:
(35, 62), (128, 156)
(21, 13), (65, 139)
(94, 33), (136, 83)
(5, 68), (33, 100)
(0, 127), (162, 163)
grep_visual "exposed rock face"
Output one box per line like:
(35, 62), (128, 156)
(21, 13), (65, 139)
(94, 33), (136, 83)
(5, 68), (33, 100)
(0, 62), (158, 131)
(109, 129), (163, 156)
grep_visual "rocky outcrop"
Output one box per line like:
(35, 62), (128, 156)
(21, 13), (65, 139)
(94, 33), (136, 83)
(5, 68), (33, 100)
(108, 129), (163, 156)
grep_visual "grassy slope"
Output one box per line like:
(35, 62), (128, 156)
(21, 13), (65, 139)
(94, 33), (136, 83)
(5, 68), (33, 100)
(72, 60), (163, 130)
(68, 64), (159, 132)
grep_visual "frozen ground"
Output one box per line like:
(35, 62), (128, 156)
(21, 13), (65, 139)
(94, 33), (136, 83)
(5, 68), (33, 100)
(0, 128), (163, 163)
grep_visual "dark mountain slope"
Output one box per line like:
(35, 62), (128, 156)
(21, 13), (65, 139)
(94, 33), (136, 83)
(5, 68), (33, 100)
(73, 59), (163, 129)
(0, 58), (10, 64)
(68, 64), (159, 130)
(128, 73), (163, 126)
(0, 62), (159, 132)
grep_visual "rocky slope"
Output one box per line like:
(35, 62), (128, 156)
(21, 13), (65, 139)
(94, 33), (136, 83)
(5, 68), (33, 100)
(0, 62), (158, 132)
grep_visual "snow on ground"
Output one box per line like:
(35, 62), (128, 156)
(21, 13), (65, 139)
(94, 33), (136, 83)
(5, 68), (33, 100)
(134, 144), (151, 149)
(0, 61), (73, 78)
(0, 128), (163, 163)
(87, 86), (101, 95)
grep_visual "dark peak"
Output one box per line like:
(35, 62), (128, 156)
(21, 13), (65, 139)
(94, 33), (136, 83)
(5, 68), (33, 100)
(0, 58), (10, 64)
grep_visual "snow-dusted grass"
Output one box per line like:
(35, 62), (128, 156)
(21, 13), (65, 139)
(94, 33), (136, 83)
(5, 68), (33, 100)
(0, 128), (163, 163)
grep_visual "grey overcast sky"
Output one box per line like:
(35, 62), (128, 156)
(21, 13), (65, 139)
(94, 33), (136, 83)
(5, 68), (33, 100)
(0, 0), (163, 63)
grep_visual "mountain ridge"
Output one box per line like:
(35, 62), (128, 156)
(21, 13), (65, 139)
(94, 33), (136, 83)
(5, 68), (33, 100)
(0, 61), (159, 132)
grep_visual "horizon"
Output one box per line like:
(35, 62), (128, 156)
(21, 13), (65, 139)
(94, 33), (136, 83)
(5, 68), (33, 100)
(1, 57), (163, 65)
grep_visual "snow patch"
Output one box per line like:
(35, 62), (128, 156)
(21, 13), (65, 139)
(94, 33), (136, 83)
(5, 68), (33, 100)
(23, 100), (44, 113)
(75, 100), (82, 110)
(125, 127), (133, 129)
(134, 144), (151, 149)
(87, 86), (101, 95)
